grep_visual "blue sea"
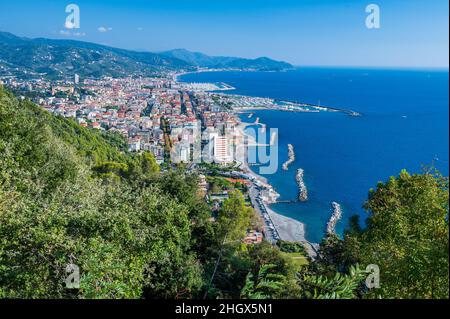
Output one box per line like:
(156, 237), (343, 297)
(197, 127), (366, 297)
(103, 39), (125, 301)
(180, 68), (449, 243)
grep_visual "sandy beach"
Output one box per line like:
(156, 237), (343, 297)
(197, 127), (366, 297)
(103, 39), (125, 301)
(265, 206), (306, 242)
(176, 73), (318, 257)
(235, 116), (319, 257)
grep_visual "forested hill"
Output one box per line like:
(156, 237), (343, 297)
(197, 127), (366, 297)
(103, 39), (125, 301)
(0, 31), (294, 79)
(0, 87), (300, 299)
(160, 48), (294, 71)
(0, 87), (209, 298)
(0, 88), (448, 299)
(0, 31), (192, 79)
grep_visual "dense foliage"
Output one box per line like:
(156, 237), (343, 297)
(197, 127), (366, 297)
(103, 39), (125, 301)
(0, 32), (292, 80)
(0, 88), (448, 299)
(313, 170), (449, 299)
(0, 32), (191, 79)
(0, 88), (202, 298)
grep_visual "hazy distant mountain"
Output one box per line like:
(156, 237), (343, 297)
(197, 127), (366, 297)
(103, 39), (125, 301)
(0, 32), (192, 79)
(0, 32), (293, 80)
(161, 48), (293, 71)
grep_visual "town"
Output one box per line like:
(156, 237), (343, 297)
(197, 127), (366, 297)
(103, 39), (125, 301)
(0, 73), (284, 164)
(0, 72), (297, 247)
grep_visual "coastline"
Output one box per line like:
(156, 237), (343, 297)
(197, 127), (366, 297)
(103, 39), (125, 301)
(173, 68), (247, 83)
(177, 70), (321, 256)
(235, 116), (318, 257)
(177, 69), (362, 116)
(176, 68), (447, 256)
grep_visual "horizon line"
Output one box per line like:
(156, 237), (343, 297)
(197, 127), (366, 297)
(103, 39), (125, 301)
(1, 30), (449, 71)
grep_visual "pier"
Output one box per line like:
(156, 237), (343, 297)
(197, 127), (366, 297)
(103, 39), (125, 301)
(275, 99), (362, 117)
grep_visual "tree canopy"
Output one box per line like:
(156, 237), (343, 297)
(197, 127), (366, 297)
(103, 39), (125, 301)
(1, 87), (448, 299)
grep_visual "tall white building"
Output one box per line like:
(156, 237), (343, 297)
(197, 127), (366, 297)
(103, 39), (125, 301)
(209, 133), (232, 164)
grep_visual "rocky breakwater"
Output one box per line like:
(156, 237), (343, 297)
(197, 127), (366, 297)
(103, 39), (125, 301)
(282, 144), (295, 170)
(326, 202), (343, 234)
(296, 168), (308, 202)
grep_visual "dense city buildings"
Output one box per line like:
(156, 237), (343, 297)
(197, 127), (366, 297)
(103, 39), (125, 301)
(1, 74), (257, 165)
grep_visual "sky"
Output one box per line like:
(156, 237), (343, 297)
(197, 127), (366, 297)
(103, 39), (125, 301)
(0, 0), (448, 68)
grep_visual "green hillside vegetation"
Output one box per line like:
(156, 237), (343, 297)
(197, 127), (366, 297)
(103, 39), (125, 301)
(0, 31), (192, 79)
(0, 87), (297, 299)
(313, 170), (449, 299)
(0, 87), (448, 299)
(161, 49), (293, 71)
(0, 88), (199, 298)
(0, 32), (293, 80)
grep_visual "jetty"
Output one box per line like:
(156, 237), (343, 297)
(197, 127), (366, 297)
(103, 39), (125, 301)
(275, 99), (362, 117)
(326, 202), (343, 234)
(296, 169), (308, 202)
(282, 144), (295, 170)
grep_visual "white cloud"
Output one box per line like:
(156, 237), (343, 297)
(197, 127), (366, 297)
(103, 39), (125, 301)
(98, 26), (113, 33)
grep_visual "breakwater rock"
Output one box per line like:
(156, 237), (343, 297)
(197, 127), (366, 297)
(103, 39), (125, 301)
(282, 144), (295, 170)
(296, 168), (308, 202)
(327, 202), (343, 234)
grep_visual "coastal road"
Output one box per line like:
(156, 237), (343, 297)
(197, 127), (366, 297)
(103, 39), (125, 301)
(249, 185), (319, 259)
(248, 186), (277, 244)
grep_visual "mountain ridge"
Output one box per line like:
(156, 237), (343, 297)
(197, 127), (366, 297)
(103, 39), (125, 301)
(161, 48), (293, 71)
(0, 31), (293, 79)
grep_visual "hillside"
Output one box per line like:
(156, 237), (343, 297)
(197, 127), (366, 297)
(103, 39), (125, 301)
(161, 48), (294, 71)
(0, 32), (293, 80)
(1, 87), (447, 299)
(0, 32), (192, 79)
(0, 87), (294, 299)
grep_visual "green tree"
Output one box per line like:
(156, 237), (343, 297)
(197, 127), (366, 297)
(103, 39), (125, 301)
(347, 170), (449, 299)
(0, 88), (204, 299)
(216, 190), (253, 241)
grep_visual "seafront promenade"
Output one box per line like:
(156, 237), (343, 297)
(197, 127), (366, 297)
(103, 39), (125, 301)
(234, 117), (319, 258)
(175, 73), (323, 258)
